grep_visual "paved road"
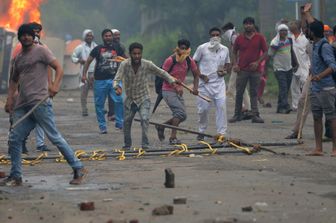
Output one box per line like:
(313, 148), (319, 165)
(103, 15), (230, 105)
(0, 89), (335, 223)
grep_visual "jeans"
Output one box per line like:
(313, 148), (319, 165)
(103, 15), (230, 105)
(124, 99), (151, 148)
(35, 125), (45, 147)
(275, 70), (293, 111)
(234, 71), (261, 116)
(93, 79), (123, 131)
(8, 99), (83, 178)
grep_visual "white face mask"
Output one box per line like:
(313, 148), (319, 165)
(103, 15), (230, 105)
(209, 36), (221, 50)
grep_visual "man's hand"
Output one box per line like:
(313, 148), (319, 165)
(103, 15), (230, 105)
(303, 3), (312, 13)
(78, 59), (86, 65)
(232, 64), (240, 73)
(49, 84), (60, 97)
(191, 87), (198, 95)
(81, 75), (87, 83)
(4, 98), (14, 114)
(249, 61), (259, 71)
(311, 74), (322, 82)
(172, 83), (183, 96)
(115, 86), (122, 95)
(199, 74), (209, 83)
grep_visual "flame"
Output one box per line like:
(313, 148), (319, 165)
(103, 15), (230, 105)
(0, 0), (45, 30)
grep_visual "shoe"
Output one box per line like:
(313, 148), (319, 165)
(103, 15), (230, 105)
(169, 138), (181, 145)
(251, 115), (264, 123)
(155, 125), (165, 141)
(197, 134), (204, 141)
(229, 115), (242, 123)
(285, 132), (300, 139)
(100, 129), (107, 134)
(36, 145), (50, 152)
(82, 113), (88, 117)
(22, 143), (29, 154)
(122, 145), (132, 151)
(69, 168), (88, 185)
(277, 109), (291, 114)
(0, 176), (22, 186)
(241, 110), (253, 120)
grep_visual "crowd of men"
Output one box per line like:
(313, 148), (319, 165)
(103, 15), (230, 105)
(1, 2), (336, 186)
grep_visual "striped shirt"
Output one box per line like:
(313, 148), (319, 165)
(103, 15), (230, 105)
(113, 58), (175, 106)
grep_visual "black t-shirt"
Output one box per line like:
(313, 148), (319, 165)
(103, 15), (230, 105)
(90, 43), (125, 80)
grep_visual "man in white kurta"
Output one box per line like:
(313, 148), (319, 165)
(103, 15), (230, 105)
(289, 21), (310, 110)
(193, 27), (230, 139)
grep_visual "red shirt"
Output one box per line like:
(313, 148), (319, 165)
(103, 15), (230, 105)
(233, 32), (267, 73)
(162, 55), (197, 92)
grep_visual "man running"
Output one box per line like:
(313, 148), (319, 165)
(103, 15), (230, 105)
(2, 24), (87, 186)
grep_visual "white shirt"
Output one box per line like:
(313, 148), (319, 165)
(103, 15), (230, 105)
(193, 42), (230, 98)
(290, 33), (310, 80)
(71, 41), (97, 74)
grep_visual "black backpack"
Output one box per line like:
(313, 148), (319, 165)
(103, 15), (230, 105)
(154, 55), (191, 95)
(317, 40), (336, 82)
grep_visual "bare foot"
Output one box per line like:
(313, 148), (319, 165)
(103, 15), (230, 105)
(306, 150), (324, 156)
(331, 151), (336, 157)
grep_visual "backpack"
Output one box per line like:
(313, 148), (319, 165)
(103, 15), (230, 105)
(154, 55), (191, 95)
(317, 40), (336, 82)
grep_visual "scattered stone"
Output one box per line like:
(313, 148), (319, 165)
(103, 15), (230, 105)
(79, 201), (95, 211)
(103, 198), (114, 202)
(138, 207), (144, 211)
(164, 168), (175, 188)
(152, 205), (174, 216)
(173, 197), (187, 204)
(129, 220), (139, 223)
(40, 217), (44, 220)
(204, 218), (238, 223)
(215, 200), (222, 205)
(241, 206), (253, 212)
(106, 220), (127, 223)
(40, 196), (44, 200)
(8, 216), (12, 220)
(143, 202), (150, 206)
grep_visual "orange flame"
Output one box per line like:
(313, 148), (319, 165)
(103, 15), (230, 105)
(0, 0), (45, 30)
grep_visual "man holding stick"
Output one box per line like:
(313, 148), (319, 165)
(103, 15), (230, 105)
(1, 24), (87, 186)
(113, 42), (179, 150)
(157, 39), (199, 145)
(193, 27), (230, 140)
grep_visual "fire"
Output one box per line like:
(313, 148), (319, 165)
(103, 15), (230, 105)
(0, 0), (45, 30)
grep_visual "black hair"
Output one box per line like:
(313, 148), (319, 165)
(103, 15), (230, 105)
(177, 39), (190, 49)
(208, 27), (221, 35)
(29, 22), (42, 31)
(243, 17), (255, 25)
(129, 42), (143, 53)
(333, 25), (336, 36)
(221, 22), (234, 32)
(309, 19), (324, 38)
(17, 23), (35, 40)
(101, 29), (112, 37)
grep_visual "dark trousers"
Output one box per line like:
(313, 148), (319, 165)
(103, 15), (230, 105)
(235, 71), (261, 116)
(108, 95), (115, 117)
(274, 70), (293, 111)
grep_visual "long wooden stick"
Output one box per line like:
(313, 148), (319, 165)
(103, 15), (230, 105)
(297, 79), (310, 142)
(179, 82), (211, 102)
(11, 95), (50, 129)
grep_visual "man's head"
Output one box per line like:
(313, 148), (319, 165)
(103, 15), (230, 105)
(177, 39), (190, 50)
(83, 29), (94, 44)
(209, 27), (221, 38)
(18, 23), (35, 48)
(307, 19), (324, 41)
(243, 17), (255, 33)
(129, 42), (143, 64)
(29, 22), (42, 38)
(288, 20), (301, 34)
(278, 24), (289, 39)
(101, 29), (113, 46)
(221, 22), (234, 33)
(112, 29), (121, 42)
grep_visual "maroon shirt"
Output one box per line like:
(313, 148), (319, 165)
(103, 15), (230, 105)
(233, 32), (267, 73)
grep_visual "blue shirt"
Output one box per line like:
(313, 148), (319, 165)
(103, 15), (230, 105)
(311, 38), (336, 92)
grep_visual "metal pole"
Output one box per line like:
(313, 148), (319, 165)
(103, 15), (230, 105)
(295, 1), (299, 20)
